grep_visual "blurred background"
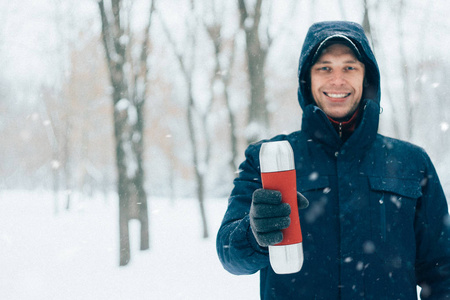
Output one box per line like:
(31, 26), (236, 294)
(1, 0), (449, 299)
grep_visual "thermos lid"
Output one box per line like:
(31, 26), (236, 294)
(260, 141), (295, 173)
(269, 243), (304, 274)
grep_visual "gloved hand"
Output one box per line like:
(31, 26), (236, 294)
(250, 189), (309, 247)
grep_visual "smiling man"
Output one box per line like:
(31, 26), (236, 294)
(311, 42), (364, 115)
(217, 21), (450, 299)
(310, 41), (365, 140)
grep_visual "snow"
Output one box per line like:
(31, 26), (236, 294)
(115, 98), (131, 112)
(122, 141), (139, 178)
(115, 98), (138, 126)
(0, 190), (259, 300)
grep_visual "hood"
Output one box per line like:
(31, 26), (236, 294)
(297, 21), (380, 111)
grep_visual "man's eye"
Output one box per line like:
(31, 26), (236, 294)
(346, 66), (356, 70)
(319, 67), (330, 71)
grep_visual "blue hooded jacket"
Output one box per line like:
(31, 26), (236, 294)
(217, 21), (450, 299)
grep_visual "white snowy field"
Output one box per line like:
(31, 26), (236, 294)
(1, 190), (447, 299)
(0, 191), (259, 300)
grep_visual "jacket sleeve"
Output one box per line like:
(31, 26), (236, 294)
(415, 152), (450, 299)
(216, 143), (271, 275)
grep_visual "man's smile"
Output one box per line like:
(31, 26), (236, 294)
(324, 92), (351, 99)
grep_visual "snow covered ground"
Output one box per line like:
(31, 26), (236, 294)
(1, 190), (447, 299)
(0, 191), (259, 300)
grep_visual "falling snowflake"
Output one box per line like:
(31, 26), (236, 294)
(309, 172), (319, 181)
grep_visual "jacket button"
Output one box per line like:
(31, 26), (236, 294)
(335, 152), (339, 157)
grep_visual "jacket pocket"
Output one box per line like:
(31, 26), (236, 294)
(297, 175), (331, 225)
(368, 176), (421, 262)
(298, 174), (330, 192)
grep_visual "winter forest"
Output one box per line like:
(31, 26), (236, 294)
(1, 0), (450, 299)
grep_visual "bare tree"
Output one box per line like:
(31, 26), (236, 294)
(238, 0), (273, 144)
(395, 0), (415, 140)
(36, 0), (76, 214)
(362, 0), (374, 47)
(158, 1), (210, 238)
(54, 0), (76, 211)
(361, 0), (403, 138)
(374, 0), (420, 141)
(203, 1), (239, 174)
(98, 0), (154, 266)
(39, 85), (64, 214)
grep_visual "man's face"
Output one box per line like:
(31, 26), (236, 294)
(310, 43), (365, 119)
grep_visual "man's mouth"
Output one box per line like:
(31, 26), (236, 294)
(324, 92), (351, 99)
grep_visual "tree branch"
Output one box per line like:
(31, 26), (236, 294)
(98, 0), (113, 70)
(157, 9), (189, 79)
(237, 0), (248, 29)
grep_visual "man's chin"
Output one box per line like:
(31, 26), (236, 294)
(324, 111), (348, 120)
(323, 107), (356, 120)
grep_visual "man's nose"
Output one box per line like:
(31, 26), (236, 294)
(330, 71), (346, 85)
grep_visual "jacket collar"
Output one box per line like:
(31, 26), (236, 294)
(327, 107), (361, 141)
(301, 99), (379, 157)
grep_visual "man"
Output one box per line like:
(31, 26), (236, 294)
(216, 21), (450, 299)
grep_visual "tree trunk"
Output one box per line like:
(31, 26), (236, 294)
(238, 0), (270, 144)
(98, 0), (151, 266)
(362, 0), (374, 48)
(204, 8), (239, 173)
(196, 166), (208, 238)
(224, 84), (239, 173)
(159, 3), (210, 239)
(396, 0), (414, 141)
(187, 88), (209, 239)
(361, 0), (402, 139)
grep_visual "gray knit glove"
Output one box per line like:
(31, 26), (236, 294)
(250, 189), (309, 247)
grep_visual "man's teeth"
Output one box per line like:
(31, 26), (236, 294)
(326, 93), (349, 98)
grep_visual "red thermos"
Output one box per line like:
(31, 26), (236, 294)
(259, 140), (303, 274)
